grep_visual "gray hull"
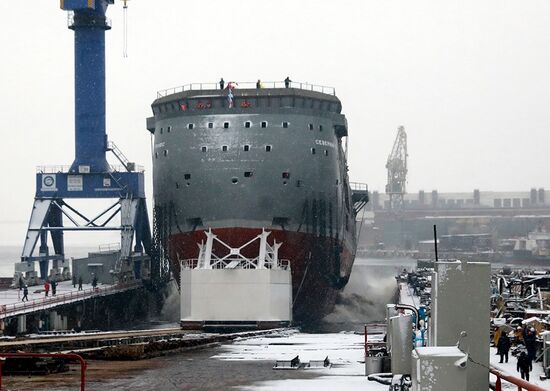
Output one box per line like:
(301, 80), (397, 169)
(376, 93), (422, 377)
(148, 87), (359, 322)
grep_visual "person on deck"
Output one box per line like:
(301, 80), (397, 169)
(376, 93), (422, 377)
(51, 280), (57, 296)
(72, 274), (77, 288)
(284, 76), (291, 88)
(497, 332), (511, 363)
(256, 79), (262, 89)
(22, 285), (29, 302)
(78, 276), (83, 291)
(92, 275), (98, 289)
(219, 78), (225, 90)
(517, 351), (532, 381)
(44, 280), (50, 297)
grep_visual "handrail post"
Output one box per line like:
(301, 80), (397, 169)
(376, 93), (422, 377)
(364, 324), (368, 358)
(0, 358), (3, 391)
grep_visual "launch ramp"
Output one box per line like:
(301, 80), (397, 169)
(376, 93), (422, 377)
(180, 229), (292, 330)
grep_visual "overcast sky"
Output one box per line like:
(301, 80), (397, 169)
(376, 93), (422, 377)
(1, 0), (550, 246)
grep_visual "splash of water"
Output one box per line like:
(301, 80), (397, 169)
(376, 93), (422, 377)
(322, 261), (404, 331)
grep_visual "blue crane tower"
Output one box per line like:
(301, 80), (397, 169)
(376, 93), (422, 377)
(16, 0), (152, 283)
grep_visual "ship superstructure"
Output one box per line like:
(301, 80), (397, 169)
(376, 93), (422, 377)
(147, 81), (367, 322)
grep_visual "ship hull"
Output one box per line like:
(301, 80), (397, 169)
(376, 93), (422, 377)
(148, 87), (361, 324)
(169, 227), (354, 323)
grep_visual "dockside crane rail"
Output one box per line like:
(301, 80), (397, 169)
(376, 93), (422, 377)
(385, 126), (408, 210)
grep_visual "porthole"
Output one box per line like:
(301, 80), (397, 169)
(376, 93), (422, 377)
(282, 122), (289, 128)
(224, 122), (230, 129)
(245, 121), (251, 128)
(311, 148), (316, 155)
(208, 122), (214, 129)
(244, 171), (253, 178)
(167, 126), (172, 133)
(163, 150), (168, 156)
(261, 121), (268, 128)
(201, 146), (207, 152)
(244, 145), (250, 151)
(232, 177), (239, 184)
(222, 145), (228, 152)
(187, 123), (194, 130)
(265, 145), (272, 152)
(184, 174), (191, 180)
(308, 124), (313, 130)
(324, 149), (329, 156)
(319, 125), (323, 131)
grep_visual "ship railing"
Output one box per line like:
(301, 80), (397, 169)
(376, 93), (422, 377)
(180, 258), (291, 270)
(36, 164), (144, 174)
(97, 243), (121, 253)
(157, 81), (336, 98)
(350, 182), (369, 192)
(181, 259), (198, 269)
(0, 281), (141, 319)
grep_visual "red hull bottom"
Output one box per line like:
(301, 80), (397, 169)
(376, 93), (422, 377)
(169, 228), (354, 323)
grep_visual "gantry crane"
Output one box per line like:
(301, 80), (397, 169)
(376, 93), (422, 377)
(385, 126), (408, 210)
(16, 0), (151, 284)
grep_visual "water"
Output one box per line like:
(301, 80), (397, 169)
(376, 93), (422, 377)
(0, 246), (97, 277)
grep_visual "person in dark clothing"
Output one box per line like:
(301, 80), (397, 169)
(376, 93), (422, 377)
(219, 78), (225, 90)
(22, 285), (29, 302)
(51, 280), (57, 296)
(92, 275), (98, 289)
(517, 351), (532, 381)
(497, 332), (511, 363)
(78, 276), (83, 291)
(284, 76), (291, 88)
(256, 79), (262, 89)
(72, 274), (77, 288)
(523, 327), (537, 361)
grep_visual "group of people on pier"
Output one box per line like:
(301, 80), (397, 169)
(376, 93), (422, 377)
(18, 273), (98, 302)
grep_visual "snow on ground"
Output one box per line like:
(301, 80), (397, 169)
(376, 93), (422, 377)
(213, 331), (388, 390)
(489, 346), (548, 389)
(214, 332), (550, 390)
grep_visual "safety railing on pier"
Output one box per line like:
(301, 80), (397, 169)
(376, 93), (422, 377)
(0, 352), (87, 391)
(156, 81), (336, 98)
(0, 282), (141, 319)
(490, 367), (546, 391)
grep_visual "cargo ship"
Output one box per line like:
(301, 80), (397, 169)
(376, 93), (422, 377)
(146, 81), (367, 322)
